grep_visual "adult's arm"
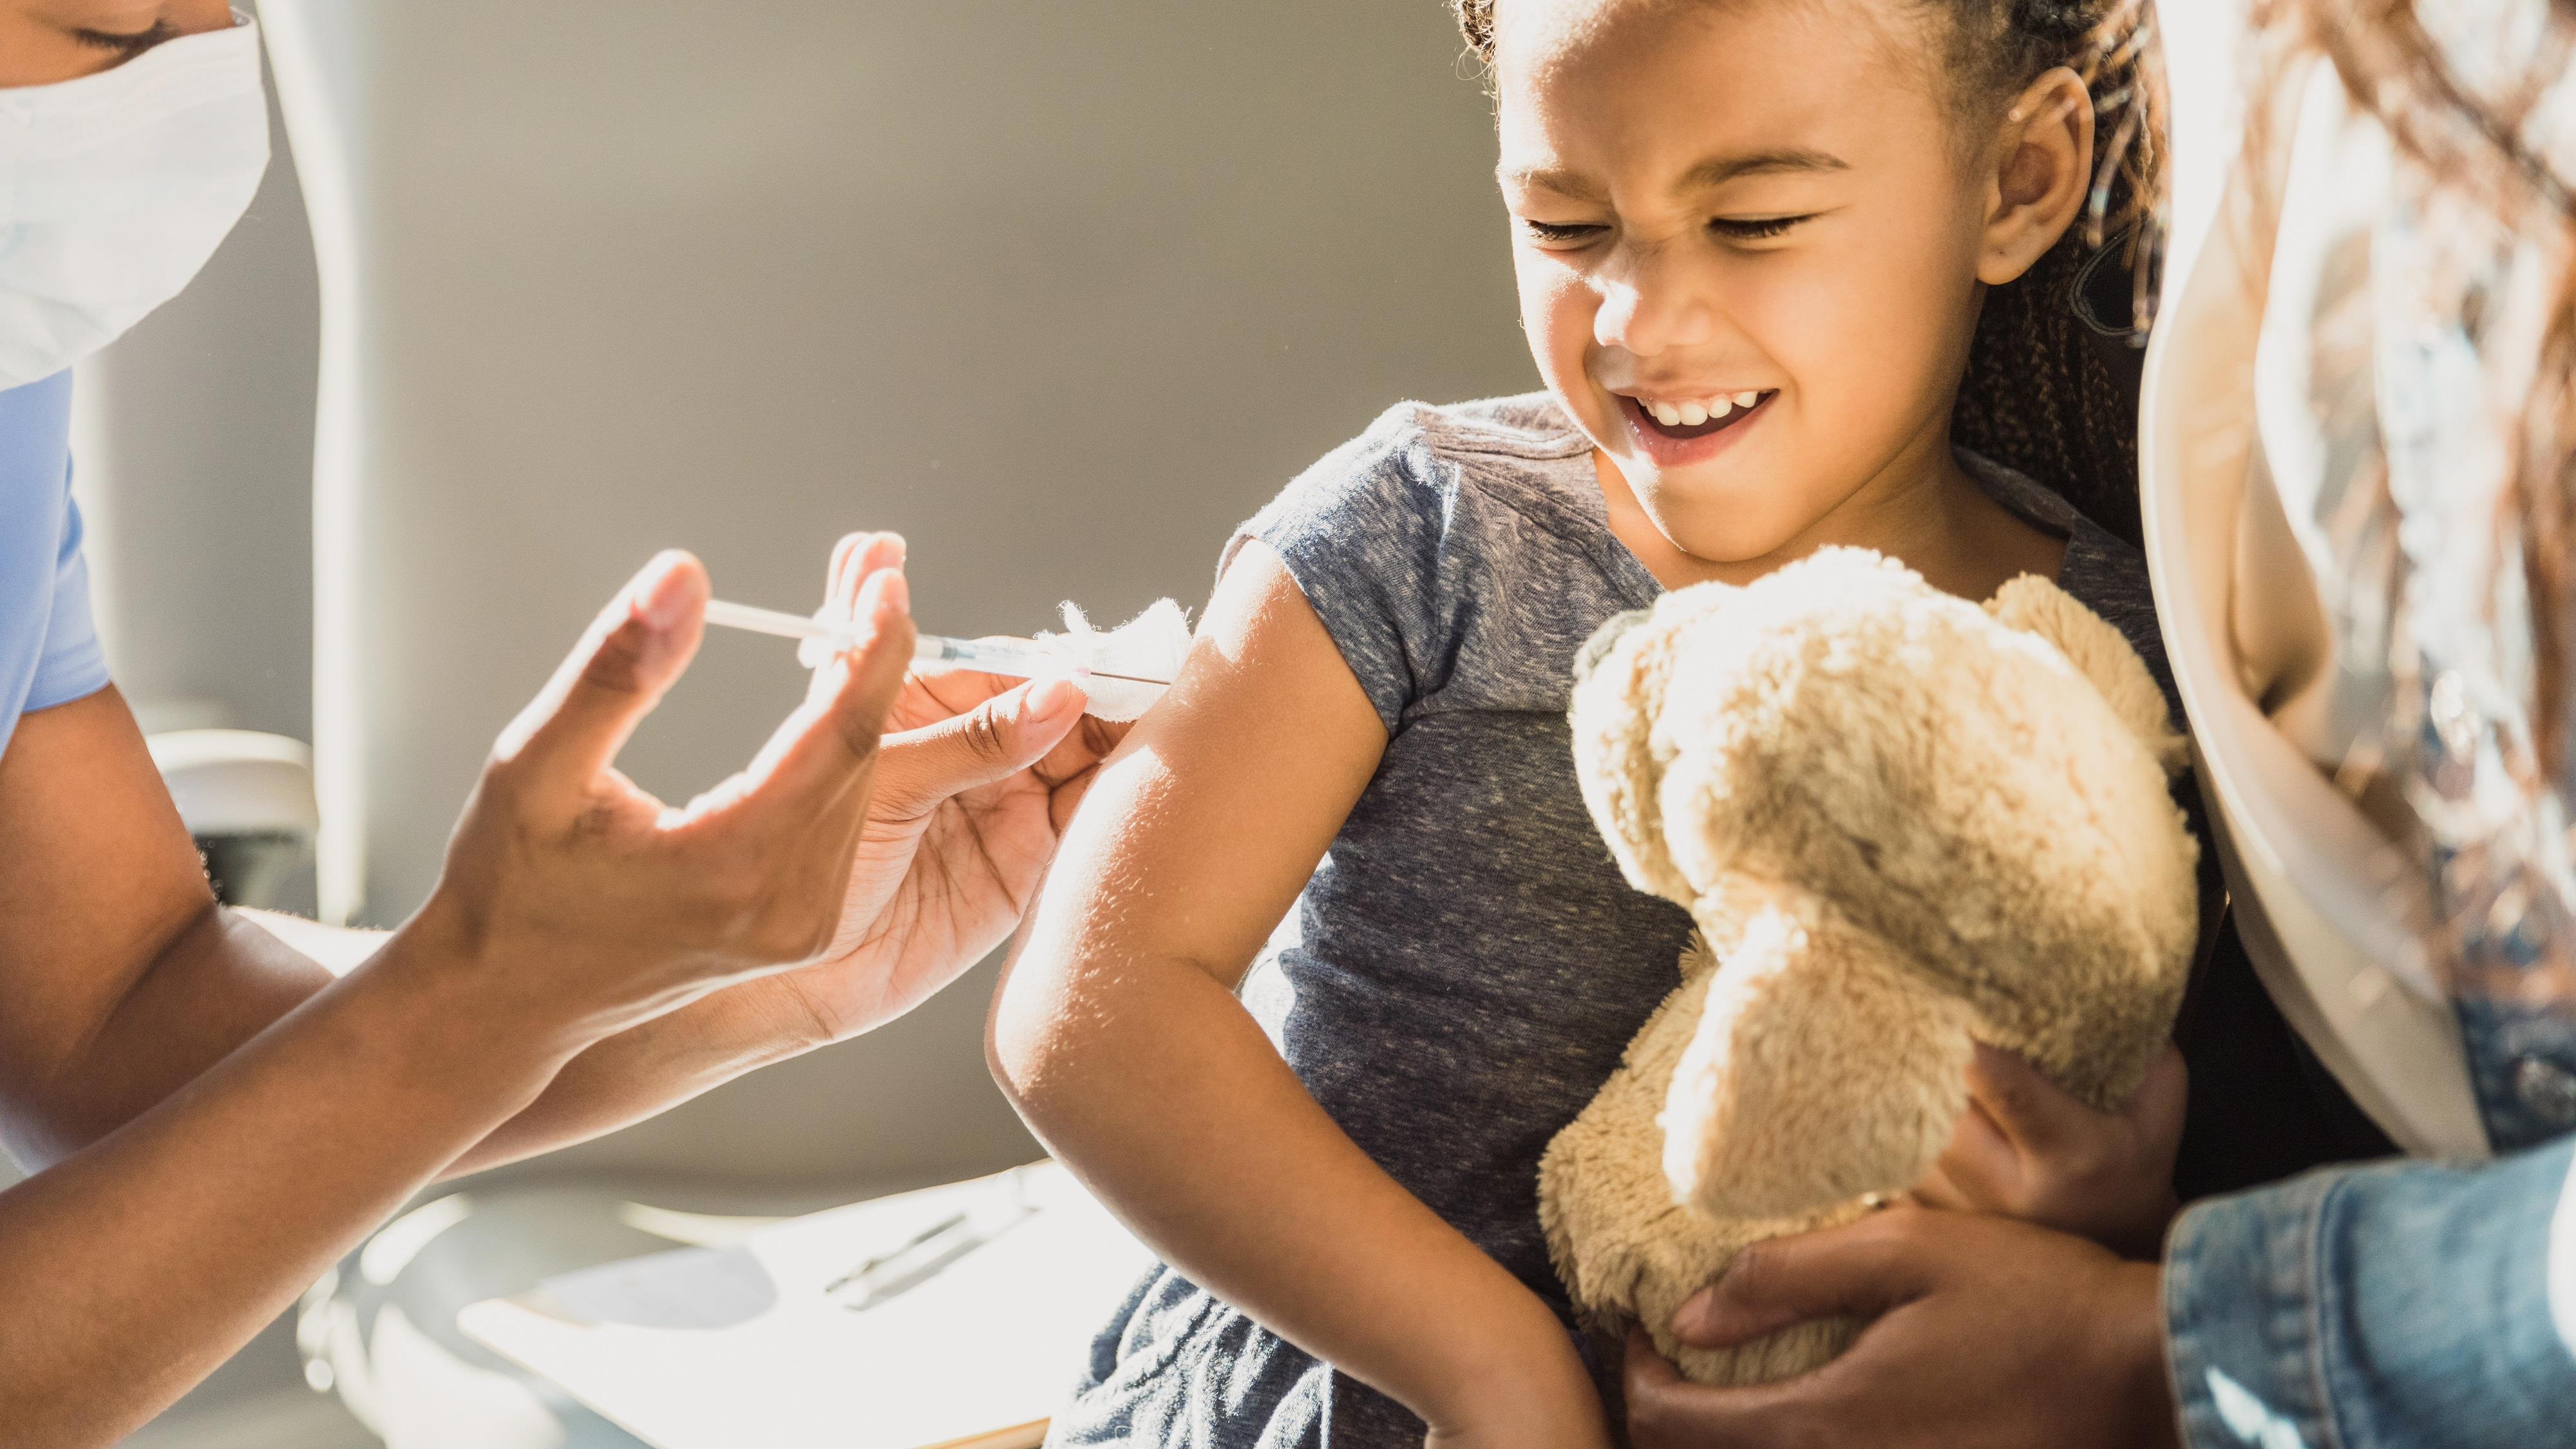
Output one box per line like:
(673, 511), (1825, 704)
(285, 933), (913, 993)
(2160, 1134), (2576, 1448)
(6, 539), (1108, 1180)
(0, 545), (937, 1447)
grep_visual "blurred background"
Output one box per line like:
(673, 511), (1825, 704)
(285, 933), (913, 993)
(24, 1), (1540, 1443)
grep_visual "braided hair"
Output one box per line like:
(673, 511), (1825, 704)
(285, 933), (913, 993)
(1453, 0), (2166, 545)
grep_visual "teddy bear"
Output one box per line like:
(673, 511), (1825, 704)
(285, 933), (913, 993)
(1537, 547), (2200, 1388)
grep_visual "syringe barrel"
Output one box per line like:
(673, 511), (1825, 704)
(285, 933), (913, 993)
(910, 634), (1074, 679)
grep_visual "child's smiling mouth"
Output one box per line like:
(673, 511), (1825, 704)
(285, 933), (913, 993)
(1615, 390), (1776, 460)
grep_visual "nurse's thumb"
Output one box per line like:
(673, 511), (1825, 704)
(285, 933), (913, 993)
(495, 551), (708, 795)
(872, 676), (1090, 818)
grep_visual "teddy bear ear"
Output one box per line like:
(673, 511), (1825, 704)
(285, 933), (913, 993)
(1664, 906), (1977, 1220)
(1984, 576), (2187, 775)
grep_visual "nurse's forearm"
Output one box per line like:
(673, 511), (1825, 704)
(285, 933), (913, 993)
(0, 916), (573, 1449)
(19, 906), (811, 1190)
(22, 904), (807, 1180)
(241, 905), (818, 1177)
(442, 980), (820, 1175)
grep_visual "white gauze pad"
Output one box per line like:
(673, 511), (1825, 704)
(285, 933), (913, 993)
(1038, 598), (1191, 722)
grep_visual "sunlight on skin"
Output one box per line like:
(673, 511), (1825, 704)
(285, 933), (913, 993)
(0, 0), (237, 87)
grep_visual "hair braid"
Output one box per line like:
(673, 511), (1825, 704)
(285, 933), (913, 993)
(1950, 0), (2163, 546)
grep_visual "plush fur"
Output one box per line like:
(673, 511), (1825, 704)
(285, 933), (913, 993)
(1539, 547), (2199, 1387)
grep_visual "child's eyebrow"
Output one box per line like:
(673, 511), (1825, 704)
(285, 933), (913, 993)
(1498, 166), (1608, 201)
(1679, 147), (1849, 187)
(1499, 147), (1850, 202)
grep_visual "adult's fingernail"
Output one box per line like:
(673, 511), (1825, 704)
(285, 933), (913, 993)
(1029, 676), (1088, 721)
(636, 551), (697, 631)
(876, 570), (911, 618)
(851, 567), (904, 621)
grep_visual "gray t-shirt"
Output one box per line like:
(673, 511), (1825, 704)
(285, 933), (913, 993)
(1049, 394), (2170, 1448)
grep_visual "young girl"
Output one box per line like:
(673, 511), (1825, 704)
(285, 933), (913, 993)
(992, 1), (2170, 1443)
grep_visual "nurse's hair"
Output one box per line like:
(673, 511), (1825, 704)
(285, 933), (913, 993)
(1452, 0), (2168, 548)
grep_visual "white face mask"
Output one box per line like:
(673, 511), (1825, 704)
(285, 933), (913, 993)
(0, 15), (271, 391)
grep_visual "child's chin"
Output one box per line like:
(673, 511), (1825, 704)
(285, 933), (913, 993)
(1636, 478), (1810, 562)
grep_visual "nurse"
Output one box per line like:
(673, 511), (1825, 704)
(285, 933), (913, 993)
(0, 6), (1114, 1446)
(1619, 1), (2576, 1445)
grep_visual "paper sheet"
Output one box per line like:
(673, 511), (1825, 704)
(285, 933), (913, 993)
(460, 1162), (1154, 1449)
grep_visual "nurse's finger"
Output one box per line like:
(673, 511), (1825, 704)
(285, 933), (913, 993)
(730, 567), (918, 829)
(824, 531), (905, 616)
(492, 551), (708, 799)
(872, 676), (1091, 820)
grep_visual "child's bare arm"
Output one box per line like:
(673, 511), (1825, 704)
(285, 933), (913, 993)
(989, 543), (1609, 1446)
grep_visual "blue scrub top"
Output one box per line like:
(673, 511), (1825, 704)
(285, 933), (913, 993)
(0, 372), (111, 763)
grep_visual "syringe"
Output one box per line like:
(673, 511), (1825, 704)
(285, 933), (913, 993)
(701, 598), (1175, 685)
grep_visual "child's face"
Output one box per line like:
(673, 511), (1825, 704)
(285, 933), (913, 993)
(1495, 0), (1997, 565)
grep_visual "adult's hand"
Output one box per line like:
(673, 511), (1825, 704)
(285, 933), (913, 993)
(766, 532), (1131, 1042)
(0, 540), (924, 1447)
(442, 533), (1129, 1173)
(418, 542), (919, 1048)
(1624, 1206), (2180, 1449)
(1913, 1042), (2188, 1258)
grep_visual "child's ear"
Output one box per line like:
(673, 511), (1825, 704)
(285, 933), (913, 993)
(1976, 66), (2096, 288)
(1663, 905), (1977, 1221)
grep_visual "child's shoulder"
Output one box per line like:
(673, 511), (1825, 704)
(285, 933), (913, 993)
(1227, 395), (1651, 732)
(1253, 393), (1602, 544)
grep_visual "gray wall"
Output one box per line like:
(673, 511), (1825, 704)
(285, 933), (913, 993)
(83, 0), (1534, 1197)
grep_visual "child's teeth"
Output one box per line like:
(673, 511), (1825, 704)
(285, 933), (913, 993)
(1677, 401), (1708, 426)
(1734, 391), (1759, 408)
(1710, 396), (1733, 419)
(1649, 400), (1681, 426)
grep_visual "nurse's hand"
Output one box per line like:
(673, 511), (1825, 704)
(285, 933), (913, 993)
(1624, 1207), (2179, 1449)
(768, 533), (1128, 1043)
(419, 543), (919, 1046)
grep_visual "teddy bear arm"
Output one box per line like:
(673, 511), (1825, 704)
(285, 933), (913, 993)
(1665, 907), (1980, 1222)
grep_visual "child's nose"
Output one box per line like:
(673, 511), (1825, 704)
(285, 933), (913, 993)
(1593, 242), (1719, 357)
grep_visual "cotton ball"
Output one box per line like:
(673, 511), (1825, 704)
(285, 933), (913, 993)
(1044, 599), (1191, 722)
(795, 600), (861, 671)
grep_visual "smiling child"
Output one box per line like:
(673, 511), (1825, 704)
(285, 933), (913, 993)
(990, 1), (2169, 1445)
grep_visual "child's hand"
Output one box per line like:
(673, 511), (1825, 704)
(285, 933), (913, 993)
(1910, 1042), (2186, 1258)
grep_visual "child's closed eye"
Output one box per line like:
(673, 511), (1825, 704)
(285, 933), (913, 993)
(1707, 214), (1814, 243)
(1519, 218), (1609, 248)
